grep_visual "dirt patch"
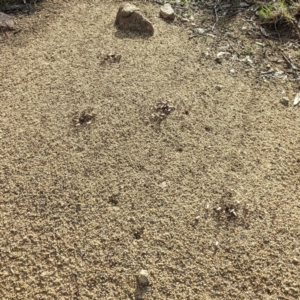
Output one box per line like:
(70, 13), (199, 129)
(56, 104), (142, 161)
(1, 0), (300, 299)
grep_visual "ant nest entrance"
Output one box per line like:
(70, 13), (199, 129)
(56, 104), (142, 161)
(150, 100), (175, 124)
(212, 191), (252, 228)
(98, 51), (122, 65)
(73, 109), (96, 127)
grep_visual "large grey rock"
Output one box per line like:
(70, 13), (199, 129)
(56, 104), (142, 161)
(160, 3), (175, 21)
(115, 3), (154, 36)
(0, 12), (15, 31)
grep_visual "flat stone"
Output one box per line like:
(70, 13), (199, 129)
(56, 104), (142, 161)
(115, 3), (154, 36)
(160, 4), (175, 21)
(0, 12), (15, 31)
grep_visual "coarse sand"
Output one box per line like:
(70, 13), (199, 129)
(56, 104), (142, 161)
(1, 0), (300, 299)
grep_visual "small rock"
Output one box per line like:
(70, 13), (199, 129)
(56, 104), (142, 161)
(293, 257), (299, 264)
(190, 15), (194, 21)
(0, 12), (15, 31)
(41, 271), (54, 277)
(230, 69), (236, 74)
(181, 17), (189, 22)
(280, 97), (289, 107)
(121, 3), (139, 17)
(294, 92), (300, 106)
(160, 181), (167, 189)
(115, 3), (154, 36)
(160, 3), (175, 21)
(216, 52), (230, 64)
(194, 27), (205, 34)
(217, 52), (231, 58)
(137, 270), (149, 286)
(216, 85), (222, 91)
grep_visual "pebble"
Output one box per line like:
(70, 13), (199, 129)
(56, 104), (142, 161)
(160, 3), (175, 21)
(121, 3), (139, 17)
(194, 27), (205, 34)
(280, 97), (289, 107)
(216, 85), (222, 91)
(293, 257), (299, 264)
(137, 270), (149, 286)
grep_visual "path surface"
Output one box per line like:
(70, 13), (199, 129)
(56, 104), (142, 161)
(1, 1), (300, 299)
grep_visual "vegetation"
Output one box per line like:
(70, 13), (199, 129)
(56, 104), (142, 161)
(257, 0), (300, 37)
(0, 0), (39, 10)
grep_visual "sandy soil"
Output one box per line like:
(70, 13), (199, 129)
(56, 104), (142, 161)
(1, 0), (300, 299)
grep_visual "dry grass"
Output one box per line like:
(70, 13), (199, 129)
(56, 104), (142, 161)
(1, 0), (300, 299)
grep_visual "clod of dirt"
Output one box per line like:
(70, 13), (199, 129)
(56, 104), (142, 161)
(115, 3), (154, 35)
(160, 3), (175, 21)
(137, 270), (149, 286)
(0, 12), (15, 31)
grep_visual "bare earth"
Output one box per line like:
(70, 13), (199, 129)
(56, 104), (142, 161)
(1, 0), (300, 299)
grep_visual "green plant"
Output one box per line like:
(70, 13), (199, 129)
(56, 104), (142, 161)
(257, 0), (299, 38)
(258, 0), (295, 21)
(246, 45), (254, 54)
(258, 2), (274, 19)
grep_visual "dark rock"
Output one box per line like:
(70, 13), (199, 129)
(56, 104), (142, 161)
(115, 3), (154, 36)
